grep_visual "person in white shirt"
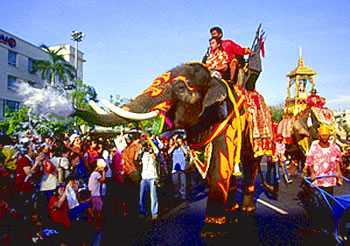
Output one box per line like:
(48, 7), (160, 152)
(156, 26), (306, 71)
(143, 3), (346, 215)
(138, 141), (159, 220)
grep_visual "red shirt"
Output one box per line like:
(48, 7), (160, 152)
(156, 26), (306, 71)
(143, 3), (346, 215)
(48, 196), (71, 229)
(15, 155), (34, 192)
(221, 39), (248, 64)
(87, 149), (99, 164)
(307, 95), (325, 108)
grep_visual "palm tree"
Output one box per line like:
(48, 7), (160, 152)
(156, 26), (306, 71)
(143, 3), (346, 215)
(31, 45), (76, 87)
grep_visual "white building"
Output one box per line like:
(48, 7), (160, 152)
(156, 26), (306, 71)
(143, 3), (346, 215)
(334, 109), (350, 130)
(0, 29), (85, 122)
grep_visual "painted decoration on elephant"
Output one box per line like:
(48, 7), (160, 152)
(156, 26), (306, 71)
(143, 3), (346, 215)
(139, 72), (172, 97)
(171, 75), (195, 91)
(150, 98), (174, 112)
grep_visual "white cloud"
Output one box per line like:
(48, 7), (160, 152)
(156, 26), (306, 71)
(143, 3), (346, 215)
(327, 95), (350, 111)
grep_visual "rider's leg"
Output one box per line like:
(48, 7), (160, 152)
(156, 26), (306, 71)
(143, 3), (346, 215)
(229, 61), (238, 82)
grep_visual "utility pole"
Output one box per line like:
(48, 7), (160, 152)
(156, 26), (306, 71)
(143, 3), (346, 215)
(71, 30), (85, 79)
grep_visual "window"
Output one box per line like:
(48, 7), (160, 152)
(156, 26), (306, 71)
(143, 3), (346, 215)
(3, 100), (19, 117)
(28, 58), (34, 72)
(8, 50), (17, 67)
(7, 76), (17, 91)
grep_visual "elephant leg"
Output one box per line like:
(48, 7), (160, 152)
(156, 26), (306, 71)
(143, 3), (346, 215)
(201, 173), (228, 238)
(201, 137), (230, 237)
(225, 175), (238, 212)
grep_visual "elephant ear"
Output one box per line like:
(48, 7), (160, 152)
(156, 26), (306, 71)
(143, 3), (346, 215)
(294, 115), (310, 138)
(200, 78), (227, 115)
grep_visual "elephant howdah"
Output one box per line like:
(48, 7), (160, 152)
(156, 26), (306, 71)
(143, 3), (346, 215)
(74, 62), (275, 229)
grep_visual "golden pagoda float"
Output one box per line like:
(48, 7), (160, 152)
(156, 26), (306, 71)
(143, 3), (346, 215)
(277, 48), (346, 175)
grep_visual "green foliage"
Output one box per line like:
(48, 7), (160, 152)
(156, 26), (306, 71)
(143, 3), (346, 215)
(0, 106), (29, 137)
(109, 94), (132, 108)
(31, 45), (76, 86)
(71, 79), (99, 128)
(343, 124), (350, 134)
(0, 106), (74, 139)
(269, 102), (285, 123)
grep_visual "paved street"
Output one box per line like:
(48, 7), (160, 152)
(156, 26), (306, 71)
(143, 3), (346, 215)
(94, 165), (350, 246)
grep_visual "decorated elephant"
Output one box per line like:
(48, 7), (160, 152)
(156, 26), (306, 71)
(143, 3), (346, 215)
(279, 106), (347, 172)
(73, 59), (275, 234)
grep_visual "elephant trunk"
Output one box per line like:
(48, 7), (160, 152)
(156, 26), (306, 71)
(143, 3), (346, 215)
(72, 85), (170, 127)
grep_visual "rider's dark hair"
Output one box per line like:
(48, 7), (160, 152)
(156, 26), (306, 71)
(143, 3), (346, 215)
(209, 37), (223, 50)
(210, 27), (223, 36)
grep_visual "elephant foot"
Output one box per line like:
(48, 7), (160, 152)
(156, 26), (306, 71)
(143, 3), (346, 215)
(200, 214), (227, 238)
(241, 187), (256, 215)
(225, 202), (239, 212)
(225, 202), (240, 223)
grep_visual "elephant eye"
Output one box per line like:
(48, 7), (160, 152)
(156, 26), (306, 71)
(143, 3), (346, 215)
(175, 83), (186, 92)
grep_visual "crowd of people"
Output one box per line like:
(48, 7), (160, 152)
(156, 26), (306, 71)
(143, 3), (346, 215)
(0, 130), (204, 245)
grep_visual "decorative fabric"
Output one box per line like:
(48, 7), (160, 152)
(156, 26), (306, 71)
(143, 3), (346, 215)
(312, 107), (346, 142)
(190, 142), (213, 179)
(204, 214), (226, 225)
(305, 140), (342, 187)
(239, 87), (275, 158)
(277, 117), (295, 144)
(312, 107), (335, 127)
(189, 80), (246, 180)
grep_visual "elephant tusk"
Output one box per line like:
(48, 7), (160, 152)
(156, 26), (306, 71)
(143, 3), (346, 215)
(101, 99), (159, 121)
(89, 100), (109, 115)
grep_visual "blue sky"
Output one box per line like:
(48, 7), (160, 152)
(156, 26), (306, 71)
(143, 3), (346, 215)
(2, 0), (350, 110)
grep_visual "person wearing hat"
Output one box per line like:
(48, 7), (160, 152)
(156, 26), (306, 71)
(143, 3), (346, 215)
(88, 158), (106, 230)
(305, 125), (343, 190)
(69, 134), (81, 150)
(275, 134), (293, 184)
(304, 125), (343, 231)
(307, 88), (325, 108)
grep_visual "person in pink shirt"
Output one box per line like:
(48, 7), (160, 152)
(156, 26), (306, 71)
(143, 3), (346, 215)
(88, 158), (106, 230)
(305, 125), (343, 193)
(304, 125), (343, 231)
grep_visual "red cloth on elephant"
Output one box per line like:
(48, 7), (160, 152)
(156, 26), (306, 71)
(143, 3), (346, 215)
(305, 140), (342, 187)
(237, 86), (275, 158)
(303, 95), (326, 115)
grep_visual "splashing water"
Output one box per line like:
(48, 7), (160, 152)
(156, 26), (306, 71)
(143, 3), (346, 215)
(16, 81), (75, 118)
(9, 81), (76, 154)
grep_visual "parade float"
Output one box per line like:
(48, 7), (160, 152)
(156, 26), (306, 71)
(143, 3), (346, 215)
(277, 49), (347, 174)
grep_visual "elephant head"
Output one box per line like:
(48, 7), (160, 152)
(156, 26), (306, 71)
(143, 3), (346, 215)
(293, 107), (346, 155)
(74, 63), (228, 139)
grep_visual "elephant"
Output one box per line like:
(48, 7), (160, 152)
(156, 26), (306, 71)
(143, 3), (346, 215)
(280, 106), (347, 172)
(73, 60), (275, 234)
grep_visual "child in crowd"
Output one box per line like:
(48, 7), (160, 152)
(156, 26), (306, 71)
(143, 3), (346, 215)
(88, 159), (106, 230)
